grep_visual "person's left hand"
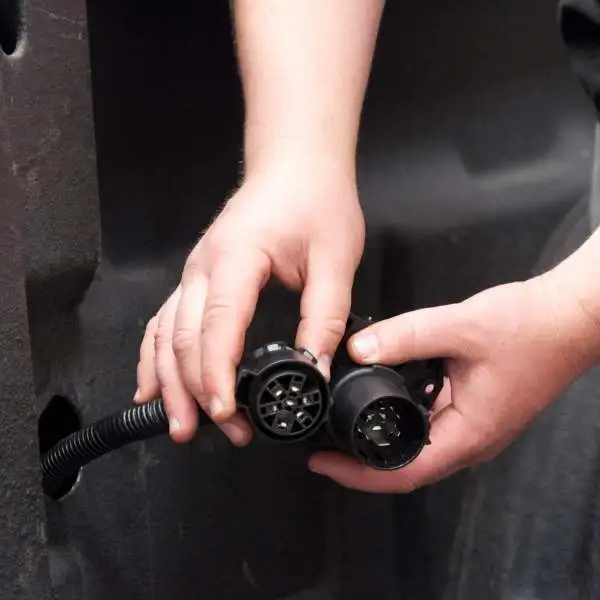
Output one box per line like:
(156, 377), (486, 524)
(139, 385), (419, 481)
(308, 273), (600, 493)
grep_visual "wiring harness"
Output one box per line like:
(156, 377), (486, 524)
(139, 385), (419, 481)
(41, 313), (444, 499)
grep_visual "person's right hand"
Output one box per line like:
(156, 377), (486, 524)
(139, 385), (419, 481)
(134, 159), (365, 446)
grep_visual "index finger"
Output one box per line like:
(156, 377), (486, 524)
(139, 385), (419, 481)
(200, 249), (271, 422)
(309, 404), (482, 493)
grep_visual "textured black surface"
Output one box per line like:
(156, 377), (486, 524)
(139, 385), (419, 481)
(0, 0), (97, 598)
(0, 100), (50, 600)
(1, 0), (599, 598)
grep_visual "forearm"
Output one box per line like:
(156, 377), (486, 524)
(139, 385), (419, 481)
(232, 0), (385, 176)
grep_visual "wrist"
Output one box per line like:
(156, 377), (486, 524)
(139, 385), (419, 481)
(242, 144), (358, 191)
(544, 229), (600, 333)
(242, 124), (358, 182)
(536, 265), (600, 375)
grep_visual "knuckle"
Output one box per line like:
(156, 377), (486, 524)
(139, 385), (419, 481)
(159, 378), (189, 404)
(192, 234), (229, 261)
(321, 316), (347, 340)
(154, 326), (172, 353)
(172, 327), (198, 358)
(181, 259), (204, 285)
(201, 299), (234, 334)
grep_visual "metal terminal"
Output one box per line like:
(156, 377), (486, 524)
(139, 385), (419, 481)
(273, 411), (295, 431)
(252, 342), (289, 359)
(359, 403), (402, 448)
(297, 347), (318, 365)
(255, 370), (325, 439)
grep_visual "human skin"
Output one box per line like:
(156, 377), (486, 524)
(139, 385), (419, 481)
(309, 228), (600, 492)
(134, 0), (385, 445)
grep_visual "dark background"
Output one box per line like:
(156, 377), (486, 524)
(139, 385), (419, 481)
(1, 0), (599, 598)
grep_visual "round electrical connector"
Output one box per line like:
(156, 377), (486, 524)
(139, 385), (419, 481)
(236, 343), (329, 442)
(329, 365), (429, 470)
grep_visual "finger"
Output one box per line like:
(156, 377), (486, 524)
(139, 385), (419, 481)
(219, 414), (254, 447)
(173, 268), (209, 403)
(135, 315), (160, 403)
(309, 404), (480, 493)
(155, 288), (198, 443)
(295, 254), (353, 378)
(348, 304), (465, 366)
(200, 250), (270, 422)
(308, 452), (391, 493)
(174, 269), (252, 446)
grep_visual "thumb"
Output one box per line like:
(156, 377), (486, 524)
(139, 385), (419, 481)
(348, 303), (466, 365)
(295, 257), (353, 378)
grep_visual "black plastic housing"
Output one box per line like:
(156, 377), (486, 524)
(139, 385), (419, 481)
(235, 343), (330, 442)
(328, 365), (431, 470)
(327, 313), (443, 470)
(235, 314), (445, 470)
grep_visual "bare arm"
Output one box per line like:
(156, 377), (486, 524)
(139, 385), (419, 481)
(137, 1), (384, 442)
(309, 226), (600, 492)
(233, 0), (385, 176)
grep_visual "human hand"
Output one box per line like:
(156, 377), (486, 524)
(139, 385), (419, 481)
(308, 274), (600, 492)
(134, 160), (365, 445)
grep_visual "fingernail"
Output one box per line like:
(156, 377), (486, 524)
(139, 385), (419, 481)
(221, 423), (249, 446)
(169, 417), (181, 433)
(133, 388), (141, 403)
(210, 395), (224, 419)
(352, 334), (378, 360)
